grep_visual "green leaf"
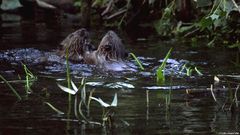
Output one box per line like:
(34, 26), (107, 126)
(44, 102), (64, 115)
(110, 93), (118, 107)
(186, 67), (193, 76)
(159, 48), (172, 70)
(91, 93), (117, 108)
(194, 67), (203, 76)
(177, 25), (195, 33)
(229, 42), (240, 48)
(198, 17), (213, 30)
(156, 48), (172, 85)
(154, 1), (175, 36)
(207, 38), (216, 47)
(71, 81), (78, 92)
(129, 53), (144, 70)
(57, 83), (77, 95)
(157, 70), (165, 85)
(91, 97), (110, 107)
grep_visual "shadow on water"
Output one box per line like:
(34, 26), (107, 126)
(0, 12), (240, 134)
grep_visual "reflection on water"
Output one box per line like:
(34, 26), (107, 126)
(0, 13), (239, 134)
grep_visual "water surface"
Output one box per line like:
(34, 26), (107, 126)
(0, 12), (239, 134)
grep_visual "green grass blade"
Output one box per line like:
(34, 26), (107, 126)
(159, 48), (172, 70)
(180, 64), (186, 72)
(66, 48), (71, 88)
(87, 89), (94, 113)
(156, 48), (172, 84)
(74, 95), (80, 120)
(129, 53), (144, 70)
(0, 74), (22, 100)
(79, 100), (90, 123)
(22, 63), (36, 80)
(194, 67), (203, 76)
(57, 83), (76, 95)
(44, 102), (64, 115)
(91, 97), (110, 107)
(81, 78), (86, 105)
(186, 67), (193, 76)
(65, 48), (72, 115)
(157, 69), (165, 84)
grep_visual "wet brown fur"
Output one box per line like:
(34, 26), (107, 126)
(84, 31), (126, 65)
(60, 28), (94, 62)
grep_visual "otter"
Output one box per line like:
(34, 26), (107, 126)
(83, 30), (127, 65)
(59, 28), (95, 62)
(61, 29), (133, 71)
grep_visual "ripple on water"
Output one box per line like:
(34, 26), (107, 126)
(143, 85), (188, 90)
(105, 82), (135, 89)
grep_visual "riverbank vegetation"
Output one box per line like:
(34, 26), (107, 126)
(1, 0), (240, 49)
(78, 0), (240, 48)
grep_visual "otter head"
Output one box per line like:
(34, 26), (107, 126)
(96, 31), (126, 62)
(60, 28), (95, 62)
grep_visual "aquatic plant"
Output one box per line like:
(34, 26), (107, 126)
(180, 64), (203, 76)
(74, 0), (81, 7)
(194, 67), (203, 76)
(154, 0), (175, 36)
(146, 90), (149, 107)
(65, 48), (71, 88)
(0, 74), (22, 100)
(232, 85), (239, 108)
(129, 53), (144, 70)
(226, 84), (239, 111)
(57, 78), (121, 126)
(210, 84), (217, 102)
(156, 48), (172, 85)
(57, 78), (94, 123)
(65, 48), (72, 121)
(22, 63), (37, 94)
(91, 93), (118, 127)
(211, 76), (239, 112)
(44, 102), (64, 115)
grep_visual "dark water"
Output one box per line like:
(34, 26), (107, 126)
(0, 13), (240, 135)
